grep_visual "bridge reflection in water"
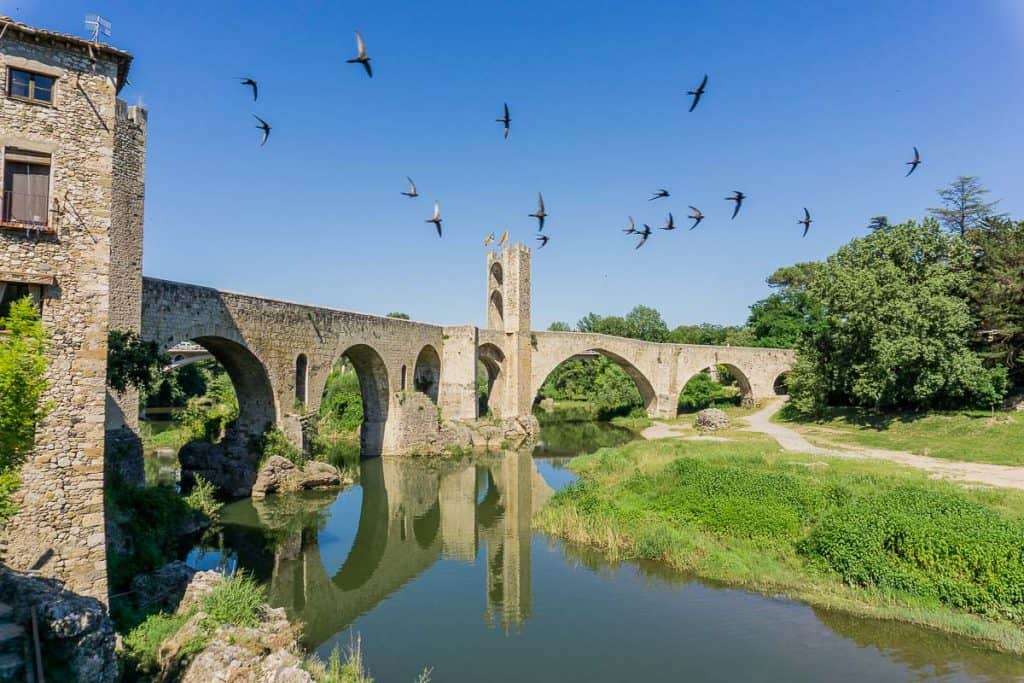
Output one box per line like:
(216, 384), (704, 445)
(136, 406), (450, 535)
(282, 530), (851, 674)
(208, 451), (553, 648)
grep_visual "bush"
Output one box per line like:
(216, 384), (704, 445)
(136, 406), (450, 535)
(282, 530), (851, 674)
(0, 470), (19, 526)
(0, 297), (49, 470)
(184, 475), (222, 517)
(201, 572), (265, 629)
(799, 486), (1024, 620)
(259, 425), (305, 466)
(321, 365), (364, 433)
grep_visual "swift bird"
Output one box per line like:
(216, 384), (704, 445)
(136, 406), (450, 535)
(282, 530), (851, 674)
(237, 77), (258, 101)
(798, 207), (812, 237)
(536, 234), (550, 249)
(660, 212), (676, 230)
(401, 176), (418, 197)
(636, 224), (653, 249)
(496, 102), (511, 139)
(726, 190), (746, 219)
(253, 115), (271, 146)
(622, 216), (638, 234)
(347, 31), (373, 78)
(426, 201), (442, 237)
(687, 74), (708, 112)
(483, 232), (495, 246)
(498, 230), (509, 246)
(687, 206), (704, 230)
(529, 193), (547, 230)
(905, 146), (921, 177)
(650, 188), (670, 200)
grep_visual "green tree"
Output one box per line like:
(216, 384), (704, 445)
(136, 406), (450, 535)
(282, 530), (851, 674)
(577, 306), (668, 342)
(547, 321), (572, 332)
(788, 219), (1006, 414)
(928, 176), (1006, 237)
(107, 330), (169, 394)
(747, 290), (821, 348)
(0, 297), (50, 470)
(386, 312), (410, 320)
(970, 218), (1024, 389)
(320, 360), (364, 432)
(867, 216), (890, 232)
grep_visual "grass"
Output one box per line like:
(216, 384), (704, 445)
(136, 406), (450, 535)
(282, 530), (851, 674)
(776, 406), (1024, 465)
(534, 435), (1024, 655)
(309, 636), (432, 683)
(139, 419), (189, 451)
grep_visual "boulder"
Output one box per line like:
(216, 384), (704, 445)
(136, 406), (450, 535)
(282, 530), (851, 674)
(179, 440), (259, 498)
(251, 456), (347, 498)
(129, 561), (197, 613)
(694, 408), (731, 432)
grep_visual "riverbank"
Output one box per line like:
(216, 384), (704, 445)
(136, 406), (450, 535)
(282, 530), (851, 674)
(533, 434), (1024, 655)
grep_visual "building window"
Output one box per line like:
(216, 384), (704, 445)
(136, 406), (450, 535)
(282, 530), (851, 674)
(2, 148), (51, 226)
(8, 68), (54, 104)
(0, 281), (44, 322)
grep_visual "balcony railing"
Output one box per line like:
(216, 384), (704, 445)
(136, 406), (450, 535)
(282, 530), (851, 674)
(1, 190), (50, 230)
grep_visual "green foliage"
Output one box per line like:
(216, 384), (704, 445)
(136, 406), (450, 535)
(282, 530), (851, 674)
(677, 371), (741, 412)
(317, 637), (374, 683)
(122, 611), (189, 676)
(928, 175), (1006, 237)
(577, 305), (669, 342)
(386, 312), (410, 320)
(0, 470), (20, 526)
(970, 219), (1024, 389)
(547, 321), (572, 331)
(184, 475), (222, 517)
(788, 219), (1006, 414)
(668, 323), (745, 345)
(200, 572), (265, 628)
(800, 486), (1024, 620)
(107, 329), (169, 394)
(0, 297), (49, 471)
(747, 290), (821, 349)
(260, 425), (305, 465)
(320, 361), (364, 433)
(538, 357), (643, 418)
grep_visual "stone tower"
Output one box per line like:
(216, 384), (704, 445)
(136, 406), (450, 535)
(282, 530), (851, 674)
(485, 244), (533, 418)
(0, 18), (136, 600)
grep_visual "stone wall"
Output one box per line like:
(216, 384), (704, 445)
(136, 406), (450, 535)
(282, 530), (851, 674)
(0, 30), (131, 599)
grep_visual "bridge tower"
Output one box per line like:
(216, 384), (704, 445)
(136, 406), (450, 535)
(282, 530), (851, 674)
(485, 244), (533, 418)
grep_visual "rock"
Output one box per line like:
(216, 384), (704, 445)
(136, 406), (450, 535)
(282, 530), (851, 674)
(130, 561), (197, 613)
(539, 398), (556, 413)
(179, 439), (260, 498)
(694, 408), (731, 432)
(176, 570), (226, 615)
(252, 456), (347, 498)
(1005, 393), (1024, 412)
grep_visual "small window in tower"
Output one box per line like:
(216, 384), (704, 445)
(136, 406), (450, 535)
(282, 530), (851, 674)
(2, 148), (51, 227)
(0, 281), (44, 325)
(8, 68), (54, 104)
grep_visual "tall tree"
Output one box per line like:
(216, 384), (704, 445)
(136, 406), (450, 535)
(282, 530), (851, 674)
(547, 321), (572, 332)
(867, 216), (890, 232)
(970, 218), (1024, 389)
(928, 176), (1006, 236)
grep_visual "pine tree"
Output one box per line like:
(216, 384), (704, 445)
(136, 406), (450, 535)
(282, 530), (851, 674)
(928, 176), (1006, 236)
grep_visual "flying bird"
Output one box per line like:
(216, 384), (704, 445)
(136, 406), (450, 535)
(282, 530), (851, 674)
(498, 230), (509, 246)
(798, 208), (812, 237)
(726, 190), (746, 219)
(529, 193), (547, 230)
(496, 102), (511, 139)
(536, 234), (550, 249)
(347, 31), (373, 78)
(622, 216), (638, 234)
(636, 224), (653, 249)
(687, 206), (704, 230)
(905, 146), (921, 177)
(237, 77), (258, 101)
(426, 201), (442, 237)
(401, 176), (418, 198)
(253, 115), (271, 146)
(660, 212), (676, 231)
(687, 74), (708, 112)
(483, 232), (495, 246)
(650, 188), (670, 201)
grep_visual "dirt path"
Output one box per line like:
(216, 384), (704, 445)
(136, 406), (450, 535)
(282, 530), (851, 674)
(740, 399), (1024, 490)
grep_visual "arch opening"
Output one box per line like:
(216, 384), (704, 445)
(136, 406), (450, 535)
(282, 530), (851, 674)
(489, 261), (503, 288)
(535, 348), (656, 420)
(773, 372), (790, 396)
(412, 345), (441, 403)
(488, 290), (504, 329)
(318, 344), (390, 461)
(295, 353), (308, 406)
(676, 364), (753, 414)
(477, 343), (505, 417)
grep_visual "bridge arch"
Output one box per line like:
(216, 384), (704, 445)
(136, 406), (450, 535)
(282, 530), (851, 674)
(773, 371), (790, 396)
(676, 363), (755, 411)
(535, 347), (658, 412)
(339, 343), (390, 457)
(478, 343), (506, 417)
(413, 344), (441, 403)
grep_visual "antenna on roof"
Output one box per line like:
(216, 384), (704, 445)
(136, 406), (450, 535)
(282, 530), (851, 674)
(84, 14), (111, 42)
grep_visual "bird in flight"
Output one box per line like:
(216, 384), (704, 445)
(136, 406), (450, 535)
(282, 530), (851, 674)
(253, 115), (271, 146)
(426, 201), (442, 237)
(687, 74), (708, 112)
(798, 208), (812, 237)
(401, 177), (418, 198)
(622, 216), (637, 234)
(726, 191), (746, 219)
(636, 224), (653, 249)
(660, 212), (676, 231)
(650, 188), (670, 201)
(347, 31), (373, 78)
(529, 193), (547, 230)
(237, 77), (258, 101)
(483, 232), (495, 246)
(498, 230), (509, 246)
(687, 206), (704, 230)
(905, 146), (921, 176)
(537, 234), (550, 249)
(496, 102), (511, 139)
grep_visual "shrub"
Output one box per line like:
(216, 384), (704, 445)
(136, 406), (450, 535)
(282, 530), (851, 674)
(122, 612), (189, 676)
(201, 572), (265, 629)
(259, 425), (305, 466)
(0, 297), (49, 470)
(184, 475), (222, 517)
(799, 486), (1024, 619)
(0, 470), (20, 525)
(107, 329), (168, 394)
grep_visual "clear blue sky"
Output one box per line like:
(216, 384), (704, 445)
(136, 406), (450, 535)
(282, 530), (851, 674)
(12, 1), (1024, 329)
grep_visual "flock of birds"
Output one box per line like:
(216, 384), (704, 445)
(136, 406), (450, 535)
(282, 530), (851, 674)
(235, 32), (925, 252)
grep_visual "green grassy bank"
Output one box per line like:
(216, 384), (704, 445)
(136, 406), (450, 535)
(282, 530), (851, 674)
(534, 435), (1024, 655)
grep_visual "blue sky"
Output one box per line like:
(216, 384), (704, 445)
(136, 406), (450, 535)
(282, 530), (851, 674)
(12, 1), (1024, 329)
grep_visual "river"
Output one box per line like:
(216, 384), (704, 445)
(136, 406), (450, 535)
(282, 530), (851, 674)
(174, 421), (1024, 682)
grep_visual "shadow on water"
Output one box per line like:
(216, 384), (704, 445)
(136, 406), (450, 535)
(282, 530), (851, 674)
(184, 422), (1024, 681)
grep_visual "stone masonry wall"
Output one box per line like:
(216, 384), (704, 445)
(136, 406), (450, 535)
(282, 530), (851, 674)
(0, 34), (125, 599)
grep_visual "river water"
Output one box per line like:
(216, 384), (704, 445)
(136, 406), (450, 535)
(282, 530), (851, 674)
(179, 422), (1024, 682)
